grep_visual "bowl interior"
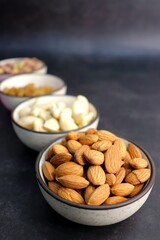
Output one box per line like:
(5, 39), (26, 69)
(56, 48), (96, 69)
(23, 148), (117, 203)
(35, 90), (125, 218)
(0, 74), (65, 94)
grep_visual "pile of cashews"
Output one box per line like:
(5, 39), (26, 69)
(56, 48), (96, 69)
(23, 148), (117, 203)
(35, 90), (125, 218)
(17, 95), (95, 132)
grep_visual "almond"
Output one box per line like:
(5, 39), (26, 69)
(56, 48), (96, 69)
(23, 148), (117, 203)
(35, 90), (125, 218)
(65, 131), (82, 141)
(104, 196), (128, 205)
(74, 145), (90, 165)
(84, 185), (95, 203)
(45, 144), (69, 161)
(125, 169), (151, 185)
(105, 173), (116, 186)
(95, 130), (117, 142)
(48, 181), (62, 194)
(129, 158), (148, 169)
(111, 183), (134, 196)
(91, 140), (112, 152)
(87, 184), (110, 206)
(66, 140), (82, 154)
(87, 165), (106, 185)
(104, 145), (123, 174)
(50, 152), (72, 166)
(129, 183), (144, 197)
(115, 167), (126, 185)
(127, 143), (142, 159)
(58, 187), (85, 204)
(79, 134), (98, 145)
(123, 151), (131, 168)
(114, 138), (126, 159)
(84, 149), (104, 165)
(86, 128), (97, 135)
(56, 175), (89, 189)
(55, 162), (84, 177)
(42, 161), (55, 181)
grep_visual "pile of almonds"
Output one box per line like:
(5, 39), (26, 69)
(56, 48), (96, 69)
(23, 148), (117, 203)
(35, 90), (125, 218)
(42, 129), (151, 206)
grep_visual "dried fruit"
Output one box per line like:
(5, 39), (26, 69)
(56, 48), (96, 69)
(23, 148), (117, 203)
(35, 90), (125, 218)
(84, 149), (104, 165)
(55, 162), (84, 177)
(87, 166), (106, 185)
(58, 187), (85, 204)
(56, 175), (89, 189)
(104, 145), (123, 174)
(111, 183), (134, 196)
(42, 161), (55, 181)
(87, 184), (110, 206)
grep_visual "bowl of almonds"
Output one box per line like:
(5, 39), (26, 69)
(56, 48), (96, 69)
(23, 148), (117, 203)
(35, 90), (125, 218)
(12, 95), (99, 151)
(35, 129), (155, 226)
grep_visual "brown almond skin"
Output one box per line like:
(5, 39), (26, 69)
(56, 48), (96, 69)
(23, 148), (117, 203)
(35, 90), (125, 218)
(84, 149), (104, 165)
(115, 167), (126, 185)
(74, 145), (90, 165)
(129, 183), (144, 197)
(106, 173), (116, 186)
(104, 145), (123, 174)
(87, 165), (106, 185)
(56, 175), (89, 189)
(42, 161), (55, 181)
(129, 158), (148, 169)
(111, 183), (135, 196)
(125, 171), (141, 185)
(84, 185), (95, 203)
(79, 134), (98, 145)
(65, 131), (82, 141)
(95, 130), (117, 142)
(127, 143), (142, 159)
(86, 128), (97, 135)
(114, 138), (127, 159)
(104, 196), (128, 205)
(125, 169), (151, 185)
(45, 144), (69, 161)
(66, 140), (82, 154)
(91, 140), (112, 152)
(58, 187), (85, 204)
(55, 162), (84, 177)
(50, 152), (72, 167)
(48, 181), (62, 194)
(87, 184), (110, 206)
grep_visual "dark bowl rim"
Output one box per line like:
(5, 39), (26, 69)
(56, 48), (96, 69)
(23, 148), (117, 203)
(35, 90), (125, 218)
(0, 57), (47, 76)
(0, 73), (66, 98)
(35, 137), (156, 210)
(11, 94), (99, 135)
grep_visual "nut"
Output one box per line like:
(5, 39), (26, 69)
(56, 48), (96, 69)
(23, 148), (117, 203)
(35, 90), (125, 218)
(104, 196), (128, 205)
(56, 175), (89, 189)
(42, 161), (55, 181)
(74, 145), (90, 165)
(111, 183), (135, 196)
(87, 184), (110, 206)
(58, 187), (85, 204)
(50, 152), (72, 166)
(55, 162), (84, 177)
(66, 140), (82, 154)
(114, 138), (126, 159)
(87, 165), (106, 185)
(129, 158), (148, 169)
(84, 149), (104, 165)
(91, 140), (112, 152)
(79, 134), (99, 145)
(95, 130), (117, 142)
(127, 143), (142, 159)
(105, 173), (116, 186)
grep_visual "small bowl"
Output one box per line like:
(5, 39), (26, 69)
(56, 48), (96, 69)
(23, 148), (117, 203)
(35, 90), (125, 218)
(11, 95), (99, 151)
(35, 138), (155, 226)
(0, 57), (47, 81)
(0, 74), (67, 110)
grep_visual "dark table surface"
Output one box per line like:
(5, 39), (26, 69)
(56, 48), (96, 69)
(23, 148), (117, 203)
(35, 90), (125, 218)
(0, 56), (159, 240)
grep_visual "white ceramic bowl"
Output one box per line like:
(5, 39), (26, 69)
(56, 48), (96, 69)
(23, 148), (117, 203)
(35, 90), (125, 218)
(0, 57), (47, 81)
(35, 138), (155, 226)
(11, 95), (99, 151)
(0, 74), (67, 110)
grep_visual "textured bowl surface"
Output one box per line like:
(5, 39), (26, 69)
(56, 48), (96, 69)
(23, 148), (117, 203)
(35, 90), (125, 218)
(35, 138), (155, 226)
(12, 95), (99, 151)
(0, 74), (67, 110)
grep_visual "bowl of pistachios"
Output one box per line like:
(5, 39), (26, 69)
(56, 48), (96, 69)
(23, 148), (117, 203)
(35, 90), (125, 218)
(11, 95), (99, 151)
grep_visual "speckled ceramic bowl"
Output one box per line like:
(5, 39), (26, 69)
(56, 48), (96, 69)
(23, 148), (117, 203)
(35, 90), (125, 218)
(0, 57), (47, 81)
(11, 95), (99, 151)
(35, 138), (155, 226)
(0, 73), (67, 110)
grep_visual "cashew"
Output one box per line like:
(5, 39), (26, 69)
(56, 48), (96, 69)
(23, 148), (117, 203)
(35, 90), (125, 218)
(19, 106), (31, 118)
(18, 116), (41, 129)
(77, 95), (89, 114)
(51, 102), (66, 119)
(33, 118), (45, 132)
(44, 118), (60, 132)
(80, 112), (94, 126)
(30, 107), (42, 117)
(39, 109), (52, 121)
(59, 108), (78, 131)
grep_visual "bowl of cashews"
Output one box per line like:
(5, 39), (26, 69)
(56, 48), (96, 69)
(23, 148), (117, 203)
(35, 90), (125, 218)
(11, 95), (99, 151)
(0, 73), (67, 111)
